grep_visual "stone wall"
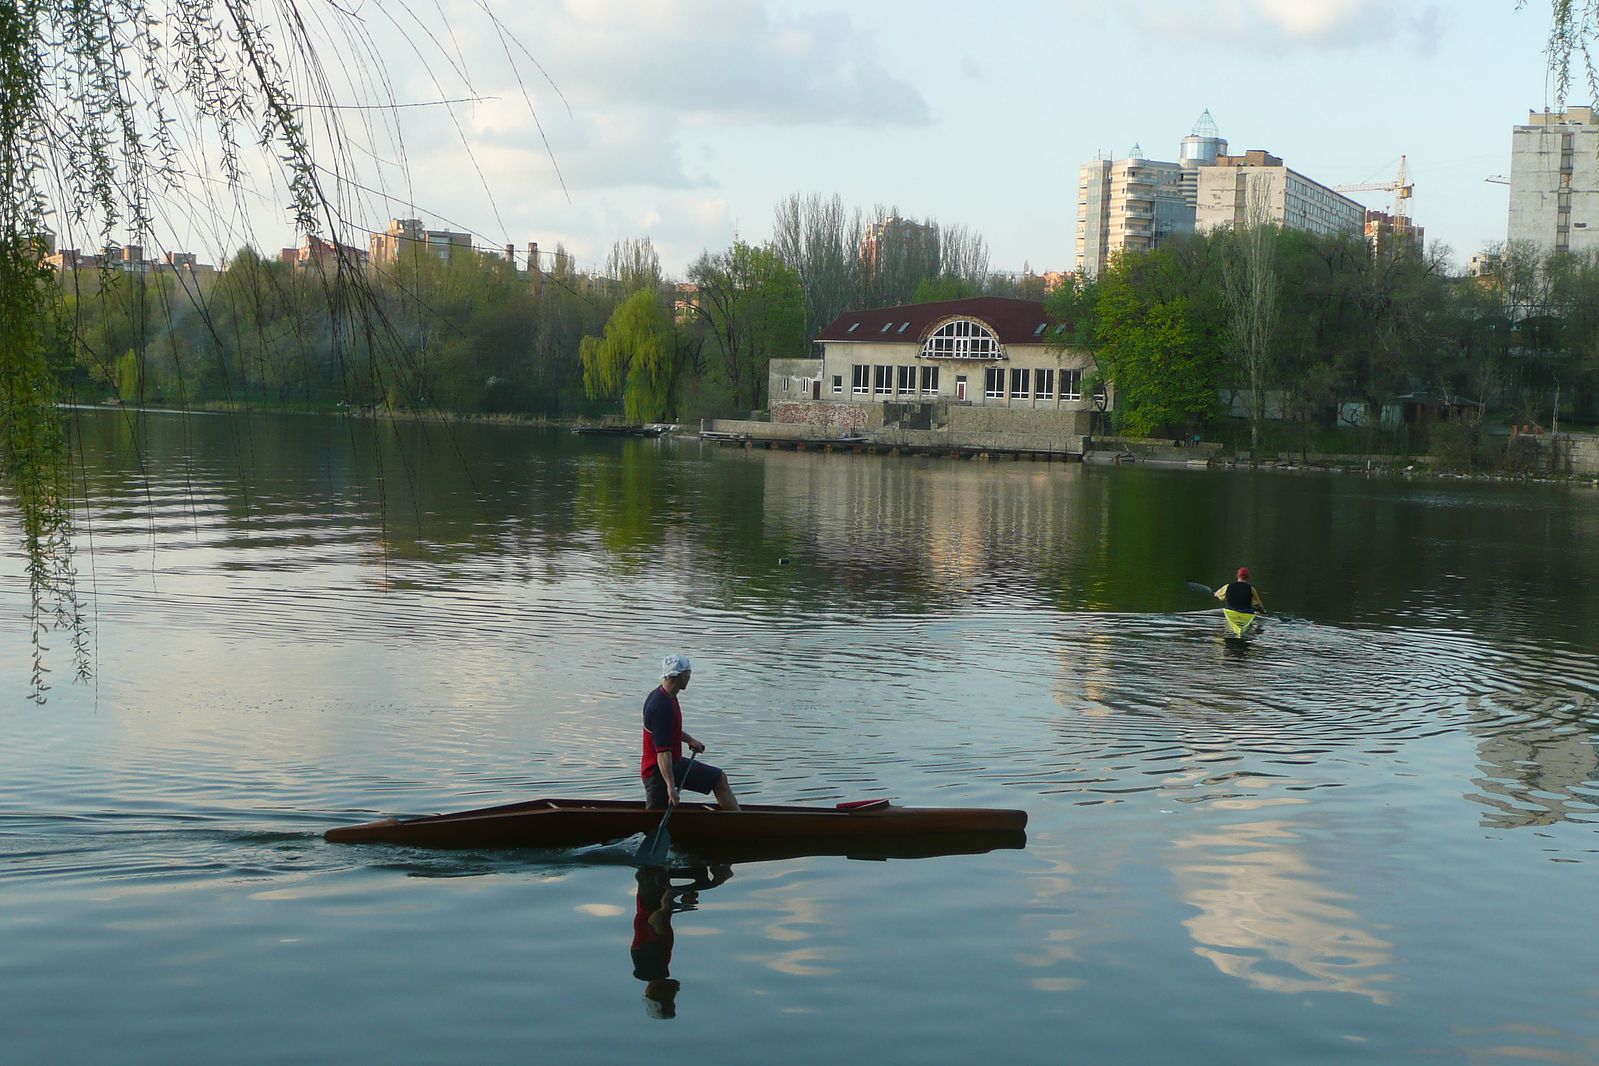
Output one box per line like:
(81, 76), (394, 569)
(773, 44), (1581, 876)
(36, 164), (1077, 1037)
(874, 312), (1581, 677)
(1554, 433), (1599, 476)
(946, 405), (1093, 435)
(726, 401), (875, 435)
(883, 428), (1085, 455)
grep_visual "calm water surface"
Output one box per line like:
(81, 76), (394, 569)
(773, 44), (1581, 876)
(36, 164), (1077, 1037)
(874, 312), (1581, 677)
(3, 409), (1598, 1064)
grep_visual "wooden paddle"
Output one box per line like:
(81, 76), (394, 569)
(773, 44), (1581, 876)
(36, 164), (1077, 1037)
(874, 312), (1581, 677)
(635, 751), (696, 867)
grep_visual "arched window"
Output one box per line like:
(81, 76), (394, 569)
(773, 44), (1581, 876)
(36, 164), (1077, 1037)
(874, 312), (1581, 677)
(920, 318), (1004, 360)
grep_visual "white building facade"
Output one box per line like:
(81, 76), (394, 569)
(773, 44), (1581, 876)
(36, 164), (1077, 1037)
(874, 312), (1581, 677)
(774, 297), (1109, 435)
(1508, 106), (1599, 256)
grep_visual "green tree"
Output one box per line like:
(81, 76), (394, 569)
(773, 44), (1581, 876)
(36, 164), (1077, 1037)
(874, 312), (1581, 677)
(686, 241), (804, 413)
(912, 275), (981, 303)
(1088, 249), (1225, 437)
(580, 288), (688, 422)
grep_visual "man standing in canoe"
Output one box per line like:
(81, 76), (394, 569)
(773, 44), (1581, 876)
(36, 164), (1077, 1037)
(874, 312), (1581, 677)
(643, 654), (740, 811)
(1214, 567), (1267, 638)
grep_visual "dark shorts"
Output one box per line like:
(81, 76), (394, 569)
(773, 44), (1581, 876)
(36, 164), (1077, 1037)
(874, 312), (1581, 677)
(643, 757), (723, 809)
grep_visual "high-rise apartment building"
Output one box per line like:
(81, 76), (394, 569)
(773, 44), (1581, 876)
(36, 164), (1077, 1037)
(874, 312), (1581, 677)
(1194, 151), (1365, 237)
(1507, 106), (1599, 255)
(1076, 151), (1194, 279)
(1076, 113), (1225, 279)
(1076, 113), (1369, 276)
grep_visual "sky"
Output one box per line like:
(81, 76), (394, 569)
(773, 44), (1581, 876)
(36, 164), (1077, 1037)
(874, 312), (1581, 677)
(155, 0), (1573, 277)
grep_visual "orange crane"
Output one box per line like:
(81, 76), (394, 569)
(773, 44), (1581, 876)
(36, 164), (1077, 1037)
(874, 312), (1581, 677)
(1334, 155), (1414, 220)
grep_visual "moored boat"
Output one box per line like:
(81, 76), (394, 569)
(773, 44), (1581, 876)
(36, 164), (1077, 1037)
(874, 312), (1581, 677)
(325, 797), (1028, 859)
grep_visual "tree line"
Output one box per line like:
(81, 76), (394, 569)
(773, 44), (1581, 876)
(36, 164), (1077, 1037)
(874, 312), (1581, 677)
(50, 195), (1055, 423)
(1049, 228), (1599, 456)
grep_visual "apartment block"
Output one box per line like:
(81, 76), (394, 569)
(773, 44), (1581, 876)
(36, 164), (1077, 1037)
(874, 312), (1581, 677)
(1194, 151), (1364, 237)
(369, 218), (474, 268)
(1508, 106), (1599, 255)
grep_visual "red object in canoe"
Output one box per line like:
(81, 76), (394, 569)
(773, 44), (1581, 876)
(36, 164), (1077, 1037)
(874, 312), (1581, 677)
(324, 797), (1028, 861)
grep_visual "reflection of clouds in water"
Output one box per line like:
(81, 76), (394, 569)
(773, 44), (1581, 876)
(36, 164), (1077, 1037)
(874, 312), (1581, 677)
(759, 947), (842, 978)
(1173, 820), (1393, 1004)
(1017, 846), (1088, 993)
(576, 903), (625, 917)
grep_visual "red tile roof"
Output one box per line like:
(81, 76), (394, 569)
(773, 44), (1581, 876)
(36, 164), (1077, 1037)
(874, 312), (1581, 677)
(815, 297), (1068, 344)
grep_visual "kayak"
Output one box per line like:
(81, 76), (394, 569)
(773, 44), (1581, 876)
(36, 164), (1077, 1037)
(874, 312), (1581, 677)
(325, 797), (1028, 860)
(1222, 608), (1258, 639)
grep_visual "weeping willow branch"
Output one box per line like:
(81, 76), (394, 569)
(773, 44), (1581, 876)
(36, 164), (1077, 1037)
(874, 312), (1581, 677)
(0, 0), (553, 702)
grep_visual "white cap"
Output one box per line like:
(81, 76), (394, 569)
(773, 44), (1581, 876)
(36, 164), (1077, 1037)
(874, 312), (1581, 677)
(662, 654), (692, 678)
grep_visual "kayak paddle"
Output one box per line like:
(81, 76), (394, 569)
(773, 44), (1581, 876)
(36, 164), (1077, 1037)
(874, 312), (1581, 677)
(1184, 579), (1216, 597)
(636, 751), (696, 867)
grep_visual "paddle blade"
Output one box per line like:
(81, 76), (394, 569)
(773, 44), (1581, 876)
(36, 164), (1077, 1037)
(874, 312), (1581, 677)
(635, 815), (672, 866)
(1185, 579), (1215, 596)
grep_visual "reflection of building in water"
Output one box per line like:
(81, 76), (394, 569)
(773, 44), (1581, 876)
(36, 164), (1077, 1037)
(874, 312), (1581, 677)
(1173, 820), (1394, 1003)
(1466, 696), (1599, 828)
(754, 447), (1097, 593)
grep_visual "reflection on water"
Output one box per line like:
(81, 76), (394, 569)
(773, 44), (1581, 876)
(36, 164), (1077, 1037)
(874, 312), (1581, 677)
(1466, 691), (1599, 829)
(1173, 819), (1394, 1004)
(631, 864), (735, 1020)
(5, 409), (1599, 1065)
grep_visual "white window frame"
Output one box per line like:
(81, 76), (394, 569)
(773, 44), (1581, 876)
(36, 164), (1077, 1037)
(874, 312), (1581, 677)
(852, 365), (870, 395)
(873, 365), (892, 396)
(1036, 367), (1055, 402)
(922, 318), (1004, 360)
(832, 375), (843, 395)
(1061, 368), (1083, 401)
(984, 367), (1004, 398)
(1009, 367), (1031, 401)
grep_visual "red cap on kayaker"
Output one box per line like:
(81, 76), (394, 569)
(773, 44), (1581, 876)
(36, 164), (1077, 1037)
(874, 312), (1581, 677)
(1236, 567), (1250, 580)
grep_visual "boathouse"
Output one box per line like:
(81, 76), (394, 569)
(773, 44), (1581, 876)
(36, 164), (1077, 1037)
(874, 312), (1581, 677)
(767, 297), (1110, 437)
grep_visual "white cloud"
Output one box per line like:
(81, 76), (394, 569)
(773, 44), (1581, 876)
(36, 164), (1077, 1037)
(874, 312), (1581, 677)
(509, 0), (929, 127)
(1069, 0), (1445, 48)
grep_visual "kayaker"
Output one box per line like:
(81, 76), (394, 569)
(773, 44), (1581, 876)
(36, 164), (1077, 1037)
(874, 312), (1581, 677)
(1214, 567), (1267, 637)
(643, 654), (740, 811)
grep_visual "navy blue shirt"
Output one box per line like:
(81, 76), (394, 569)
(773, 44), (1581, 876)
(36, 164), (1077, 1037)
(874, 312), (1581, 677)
(641, 686), (681, 777)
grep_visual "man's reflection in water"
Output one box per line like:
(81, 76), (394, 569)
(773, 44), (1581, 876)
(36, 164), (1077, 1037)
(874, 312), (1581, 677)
(631, 864), (733, 1019)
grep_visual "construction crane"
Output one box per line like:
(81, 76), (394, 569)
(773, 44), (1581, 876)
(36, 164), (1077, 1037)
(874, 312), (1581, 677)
(1334, 155), (1414, 219)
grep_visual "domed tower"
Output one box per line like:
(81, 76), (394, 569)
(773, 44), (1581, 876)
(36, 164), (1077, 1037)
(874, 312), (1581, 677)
(1180, 109), (1227, 168)
(1178, 109), (1227, 207)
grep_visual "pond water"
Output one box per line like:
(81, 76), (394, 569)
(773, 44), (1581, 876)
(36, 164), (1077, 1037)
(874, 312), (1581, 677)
(4, 409), (1598, 1064)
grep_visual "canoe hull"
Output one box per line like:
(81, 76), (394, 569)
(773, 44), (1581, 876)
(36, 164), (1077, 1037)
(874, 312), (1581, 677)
(325, 797), (1028, 858)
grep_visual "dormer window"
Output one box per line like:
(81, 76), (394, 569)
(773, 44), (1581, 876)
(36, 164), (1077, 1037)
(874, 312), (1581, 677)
(847, 322), (860, 333)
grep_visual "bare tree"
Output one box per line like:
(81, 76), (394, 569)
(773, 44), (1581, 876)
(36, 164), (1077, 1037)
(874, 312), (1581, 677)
(772, 193), (863, 340)
(1221, 175), (1280, 450)
(606, 237), (662, 295)
(938, 224), (990, 287)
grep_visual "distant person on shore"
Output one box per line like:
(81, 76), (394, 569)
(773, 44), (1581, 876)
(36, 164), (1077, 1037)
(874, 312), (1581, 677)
(1214, 567), (1267, 638)
(642, 655), (740, 811)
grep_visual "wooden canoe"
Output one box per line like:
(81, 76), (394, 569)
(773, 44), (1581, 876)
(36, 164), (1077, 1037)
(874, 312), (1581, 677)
(324, 797), (1028, 860)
